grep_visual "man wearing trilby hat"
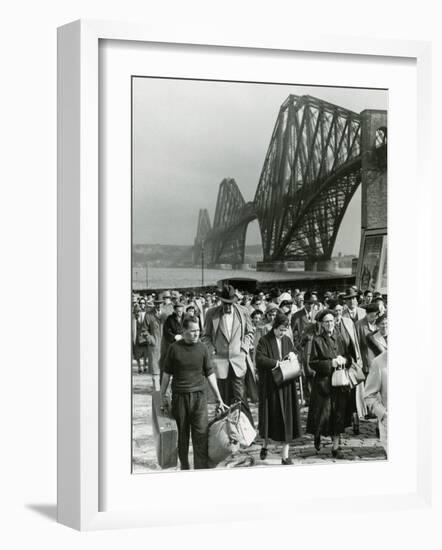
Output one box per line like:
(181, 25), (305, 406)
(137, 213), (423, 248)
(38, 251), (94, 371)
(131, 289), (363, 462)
(342, 288), (366, 324)
(202, 284), (255, 423)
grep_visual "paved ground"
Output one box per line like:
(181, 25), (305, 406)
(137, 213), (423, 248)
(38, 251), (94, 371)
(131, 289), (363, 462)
(132, 364), (386, 473)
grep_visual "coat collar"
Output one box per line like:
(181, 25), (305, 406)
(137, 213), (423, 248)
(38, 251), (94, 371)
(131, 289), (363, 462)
(214, 304), (242, 342)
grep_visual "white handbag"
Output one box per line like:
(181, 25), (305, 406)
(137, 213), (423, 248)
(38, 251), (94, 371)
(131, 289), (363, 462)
(331, 367), (350, 387)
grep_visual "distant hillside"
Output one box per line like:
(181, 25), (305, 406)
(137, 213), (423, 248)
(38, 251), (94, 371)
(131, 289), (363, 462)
(133, 243), (265, 267)
(133, 244), (194, 267)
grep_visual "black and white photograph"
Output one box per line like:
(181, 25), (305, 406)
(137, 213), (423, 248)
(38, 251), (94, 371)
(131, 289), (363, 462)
(131, 76), (388, 473)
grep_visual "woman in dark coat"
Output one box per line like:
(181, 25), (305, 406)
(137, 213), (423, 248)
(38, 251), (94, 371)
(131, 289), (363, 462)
(256, 312), (302, 465)
(306, 309), (357, 458)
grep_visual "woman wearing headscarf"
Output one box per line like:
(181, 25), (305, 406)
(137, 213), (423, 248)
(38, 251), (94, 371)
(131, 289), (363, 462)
(256, 312), (302, 465)
(306, 309), (358, 458)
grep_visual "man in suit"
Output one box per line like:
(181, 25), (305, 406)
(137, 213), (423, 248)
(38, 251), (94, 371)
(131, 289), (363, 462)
(160, 301), (186, 381)
(202, 285), (255, 423)
(342, 289), (367, 323)
(364, 350), (388, 451)
(355, 303), (380, 375)
(144, 299), (168, 391)
(291, 291), (318, 405)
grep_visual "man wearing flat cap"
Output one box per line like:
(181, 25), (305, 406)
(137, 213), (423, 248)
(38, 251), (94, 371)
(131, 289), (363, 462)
(202, 284), (255, 423)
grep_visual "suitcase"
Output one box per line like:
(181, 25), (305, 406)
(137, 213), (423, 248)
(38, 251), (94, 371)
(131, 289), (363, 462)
(151, 391), (178, 469)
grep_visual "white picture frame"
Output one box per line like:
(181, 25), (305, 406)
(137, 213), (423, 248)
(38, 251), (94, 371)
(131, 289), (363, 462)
(57, 19), (432, 531)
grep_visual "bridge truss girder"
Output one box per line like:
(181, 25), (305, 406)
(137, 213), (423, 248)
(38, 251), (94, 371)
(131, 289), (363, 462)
(254, 94), (362, 263)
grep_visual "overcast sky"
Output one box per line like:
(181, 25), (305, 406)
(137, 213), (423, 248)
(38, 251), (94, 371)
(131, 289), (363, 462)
(133, 78), (387, 255)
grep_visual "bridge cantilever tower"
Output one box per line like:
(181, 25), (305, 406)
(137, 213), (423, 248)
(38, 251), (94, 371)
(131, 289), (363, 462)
(254, 95), (362, 270)
(205, 178), (257, 266)
(193, 208), (212, 264)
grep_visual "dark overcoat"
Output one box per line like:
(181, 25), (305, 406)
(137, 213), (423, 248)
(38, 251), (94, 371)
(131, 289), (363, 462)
(255, 330), (302, 443)
(306, 330), (356, 437)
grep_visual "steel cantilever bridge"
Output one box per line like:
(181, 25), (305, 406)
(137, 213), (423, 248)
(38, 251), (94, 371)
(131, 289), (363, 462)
(193, 94), (387, 270)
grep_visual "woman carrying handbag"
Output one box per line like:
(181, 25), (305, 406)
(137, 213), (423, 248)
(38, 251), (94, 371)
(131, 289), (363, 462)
(306, 309), (357, 458)
(256, 312), (302, 465)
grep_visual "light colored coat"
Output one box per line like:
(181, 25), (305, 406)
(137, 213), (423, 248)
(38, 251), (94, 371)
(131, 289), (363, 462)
(202, 303), (254, 379)
(364, 351), (388, 449)
(343, 306), (366, 323)
(355, 316), (377, 373)
(340, 316), (367, 418)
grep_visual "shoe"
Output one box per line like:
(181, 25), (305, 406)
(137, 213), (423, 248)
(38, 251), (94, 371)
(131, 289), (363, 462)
(314, 435), (321, 452)
(281, 457), (293, 465)
(331, 448), (345, 459)
(259, 447), (268, 460)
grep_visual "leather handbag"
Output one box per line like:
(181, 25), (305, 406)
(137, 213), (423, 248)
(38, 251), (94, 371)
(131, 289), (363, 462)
(272, 354), (302, 387)
(331, 366), (350, 387)
(348, 361), (365, 387)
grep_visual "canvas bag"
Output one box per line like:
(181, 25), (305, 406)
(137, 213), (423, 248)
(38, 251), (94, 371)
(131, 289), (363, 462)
(208, 405), (240, 465)
(228, 406), (257, 447)
(208, 403), (256, 465)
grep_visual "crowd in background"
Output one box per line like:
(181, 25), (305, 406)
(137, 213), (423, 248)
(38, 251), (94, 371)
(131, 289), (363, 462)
(132, 283), (388, 467)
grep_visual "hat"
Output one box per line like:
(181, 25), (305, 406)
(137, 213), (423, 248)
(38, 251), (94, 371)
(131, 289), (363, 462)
(171, 290), (181, 299)
(174, 301), (185, 309)
(364, 303), (379, 314)
(186, 304), (196, 311)
(161, 290), (172, 299)
(280, 300), (293, 309)
(279, 292), (292, 304)
(303, 291), (315, 304)
(269, 287), (281, 299)
(316, 308), (335, 322)
(218, 285), (236, 304)
(343, 289), (358, 299)
(265, 303), (279, 314)
(154, 298), (163, 305)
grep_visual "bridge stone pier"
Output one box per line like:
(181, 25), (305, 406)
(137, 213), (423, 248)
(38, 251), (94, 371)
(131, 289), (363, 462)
(356, 109), (388, 291)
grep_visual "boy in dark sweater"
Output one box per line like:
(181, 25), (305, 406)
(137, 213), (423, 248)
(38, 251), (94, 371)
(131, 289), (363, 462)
(161, 318), (227, 469)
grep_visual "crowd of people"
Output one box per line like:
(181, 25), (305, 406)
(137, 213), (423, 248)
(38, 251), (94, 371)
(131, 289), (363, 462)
(132, 283), (388, 469)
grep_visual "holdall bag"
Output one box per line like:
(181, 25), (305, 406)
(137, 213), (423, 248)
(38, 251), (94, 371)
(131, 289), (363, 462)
(348, 361), (365, 388)
(331, 366), (350, 387)
(208, 404), (241, 466)
(228, 406), (257, 447)
(272, 354), (302, 387)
